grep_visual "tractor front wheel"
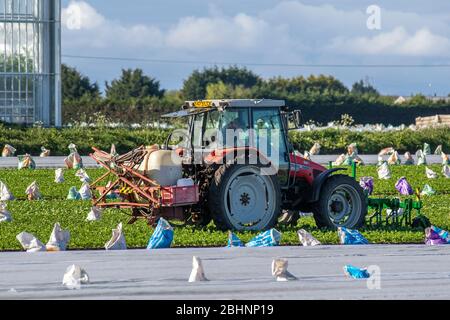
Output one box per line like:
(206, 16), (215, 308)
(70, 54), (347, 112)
(312, 175), (367, 229)
(209, 164), (281, 231)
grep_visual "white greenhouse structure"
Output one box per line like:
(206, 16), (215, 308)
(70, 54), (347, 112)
(0, 0), (61, 126)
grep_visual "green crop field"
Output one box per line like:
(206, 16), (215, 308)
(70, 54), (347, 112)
(0, 165), (449, 251)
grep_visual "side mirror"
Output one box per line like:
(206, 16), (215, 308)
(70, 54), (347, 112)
(294, 110), (302, 128)
(287, 110), (302, 129)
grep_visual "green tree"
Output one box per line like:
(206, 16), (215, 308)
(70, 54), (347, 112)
(105, 68), (165, 100)
(182, 66), (261, 100)
(205, 81), (253, 99)
(351, 80), (379, 96)
(61, 64), (100, 100)
(304, 75), (349, 94)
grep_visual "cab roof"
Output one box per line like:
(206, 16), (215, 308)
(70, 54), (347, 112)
(183, 99), (286, 109)
(162, 99), (287, 118)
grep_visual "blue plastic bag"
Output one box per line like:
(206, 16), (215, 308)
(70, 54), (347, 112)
(344, 264), (370, 279)
(245, 229), (281, 247)
(147, 218), (174, 249)
(338, 227), (369, 245)
(227, 231), (244, 247)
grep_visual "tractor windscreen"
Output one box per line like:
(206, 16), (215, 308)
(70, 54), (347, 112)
(203, 108), (288, 160)
(204, 108), (251, 148)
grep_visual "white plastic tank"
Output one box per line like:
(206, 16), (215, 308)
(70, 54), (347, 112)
(138, 147), (183, 186)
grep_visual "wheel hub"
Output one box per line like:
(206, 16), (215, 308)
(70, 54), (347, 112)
(240, 192), (251, 206)
(328, 190), (352, 222)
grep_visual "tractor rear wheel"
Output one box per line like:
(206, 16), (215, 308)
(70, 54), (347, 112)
(312, 175), (367, 229)
(209, 164), (281, 231)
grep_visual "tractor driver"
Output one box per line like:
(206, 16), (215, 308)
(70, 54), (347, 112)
(222, 116), (248, 147)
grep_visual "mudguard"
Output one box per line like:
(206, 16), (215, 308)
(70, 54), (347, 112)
(310, 168), (346, 203)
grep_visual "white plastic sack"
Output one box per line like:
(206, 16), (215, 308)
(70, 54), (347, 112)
(421, 184), (436, 196)
(17, 154), (36, 170)
(378, 147), (394, 156)
(65, 144), (83, 169)
(0, 202), (12, 223)
(40, 147), (50, 157)
(426, 167), (438, 179)
(387, 151), (401, 165)
(110, 144), (118, 157)
(377, 155), (384, 166)
(16, 232), (46, 252)
(404, 152), (414, 165)
(79, 183), (92, 200)
(348, 143), (358, 155)
(272, 258), (297, 282)
(75, 169), (91, 183)
(377, 162), (391, 180)
(309, 143), (321, 155)
(25, 181), (41, 200)
(442, 152), (450, 166)
(416, 150), (427, 165)
(333, 154), (346, 166)
(2, 144), (16, 157)
(297, 229), (321, 246)
(386, 208), (405, 218)
(188, 256), (208, 282)
(303, 151), (311, 161)
(62, 265), (89, 290)
(46, 223), (70, 251)
(435, 145), (443, 155)
(0, 181), (14, 201)
(86, 207), (102, 221)
(423, 143), (431, 155)
(443, 165), (450, 179)
(105, 222), (127, 250)
(55, 168), (65, 183)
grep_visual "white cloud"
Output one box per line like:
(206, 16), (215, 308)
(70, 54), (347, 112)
(165, 14), (271, 50)
(62, 1), (163, 49)
(329, 27), (450, 57)
(61, 1), (450, 59)
(62, 0), (105, 30)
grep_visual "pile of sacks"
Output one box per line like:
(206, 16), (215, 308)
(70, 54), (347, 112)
(2, 144), (51, 164)
(16, 222), (70, 252)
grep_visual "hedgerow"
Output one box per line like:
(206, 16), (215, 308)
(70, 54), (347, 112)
(1, 125), (449, 156)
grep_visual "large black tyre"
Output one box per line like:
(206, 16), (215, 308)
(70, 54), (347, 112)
(312, 174), (367, 229)
(208, 164), (282, 231)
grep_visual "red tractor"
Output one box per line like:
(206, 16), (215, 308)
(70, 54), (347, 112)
(90, 99), (367, 231)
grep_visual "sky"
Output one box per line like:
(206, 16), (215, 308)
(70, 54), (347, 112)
(60, 0), (450, 96)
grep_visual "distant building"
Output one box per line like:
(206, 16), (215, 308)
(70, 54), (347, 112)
(0, 0), (61, 126)
(394, 96), (407, 104)
(394, 95), (450, 105)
